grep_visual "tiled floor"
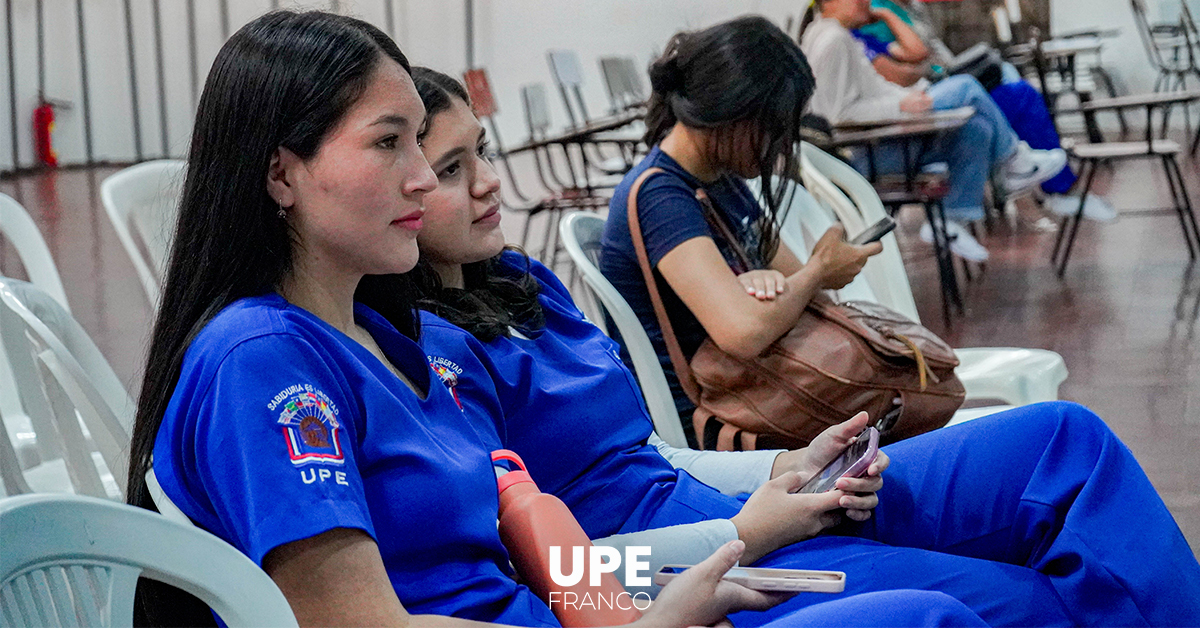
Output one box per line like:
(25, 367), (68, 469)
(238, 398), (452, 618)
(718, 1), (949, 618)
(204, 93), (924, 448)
(2, 129), (1198, 559)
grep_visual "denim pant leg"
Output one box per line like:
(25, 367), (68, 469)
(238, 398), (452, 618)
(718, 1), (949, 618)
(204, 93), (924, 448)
(848, 135), (990, 223)
(853, 77), (1021, 222)
(924, 115), (993, 221)
(927, 74), (1019, 164)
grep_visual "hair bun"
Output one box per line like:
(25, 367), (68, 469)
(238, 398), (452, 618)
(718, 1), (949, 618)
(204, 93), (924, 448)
(649, 56), (684, 94)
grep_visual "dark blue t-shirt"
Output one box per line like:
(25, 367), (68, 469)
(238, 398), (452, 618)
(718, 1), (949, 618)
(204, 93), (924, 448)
(153, 294), (558, 626)
(418, 253), (745, 539)
(600, 146), (763, 442)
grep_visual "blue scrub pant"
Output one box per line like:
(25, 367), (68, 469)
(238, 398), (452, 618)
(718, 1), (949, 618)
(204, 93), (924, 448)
(644, 402), (1200, 626)
(762, 590), (986, 627)
(991, 64), (1077, 195)
(863, 75), (1020, 223)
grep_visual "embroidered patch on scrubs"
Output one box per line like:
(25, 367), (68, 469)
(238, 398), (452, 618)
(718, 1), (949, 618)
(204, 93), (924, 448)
(272, 386), (345, 466)
(428, 356), (463, 410)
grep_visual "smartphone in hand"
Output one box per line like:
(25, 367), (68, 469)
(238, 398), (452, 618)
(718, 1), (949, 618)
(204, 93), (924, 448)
(848, 217), (896, 245)
(796, 426), (880, 494)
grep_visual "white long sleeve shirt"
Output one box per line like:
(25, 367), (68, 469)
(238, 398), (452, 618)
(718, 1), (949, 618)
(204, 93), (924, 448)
(648, 432), (783, 496)
(800, 16), (912, 124)
(589, 435), (784, 597)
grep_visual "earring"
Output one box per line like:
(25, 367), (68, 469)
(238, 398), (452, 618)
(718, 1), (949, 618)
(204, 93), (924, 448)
(276, 199), (286, 219)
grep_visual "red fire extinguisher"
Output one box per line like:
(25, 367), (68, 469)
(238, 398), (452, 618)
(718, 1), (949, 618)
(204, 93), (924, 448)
(34, 99), (57, 168)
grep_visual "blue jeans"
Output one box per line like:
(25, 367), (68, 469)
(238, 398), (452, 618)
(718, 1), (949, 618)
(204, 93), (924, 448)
(861, 75), (1021, 222)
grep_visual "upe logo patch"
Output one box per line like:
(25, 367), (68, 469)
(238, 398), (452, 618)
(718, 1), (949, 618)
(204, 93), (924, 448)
(273, 386), (344, 466)
(428, 355), (463, 410)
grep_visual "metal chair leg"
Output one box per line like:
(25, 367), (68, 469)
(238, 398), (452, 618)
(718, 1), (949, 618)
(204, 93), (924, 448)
(543, 208), (565, 268)
(1052, 215), (1071, 261)
(1164, 156), (1199, 259)
(1159, 155), (1192, 258)
(539, 207), (561, 263)
(1057, 160), (1098, 277)
(1051, 160), (1089, 262)
(519, 205), (546, 251)
(1174, 158), (1200, 250)
(924, 202), (963, 324)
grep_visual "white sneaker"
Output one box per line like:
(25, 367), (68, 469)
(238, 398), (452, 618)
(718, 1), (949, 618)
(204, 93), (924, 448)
(1045, 194), (1117, 223)
(919, 219), (990, 262)
(1002, 142), (1068, 196)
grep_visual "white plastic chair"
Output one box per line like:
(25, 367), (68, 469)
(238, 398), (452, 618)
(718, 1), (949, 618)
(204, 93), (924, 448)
(0, 493), (298, 627)
(99, 160), (186, 307)
(0, 278), (133, 499)
(559, 212), (689, 448)
(0, 195), (71, 496)
(794, 146), (919, 320)
(749, 179), (880, 307)
(0, 193), (69, 312)
(797, 143), (1068, 406)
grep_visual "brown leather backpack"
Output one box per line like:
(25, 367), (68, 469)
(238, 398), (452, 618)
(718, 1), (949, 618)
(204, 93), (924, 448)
(626, 168), (964, 450)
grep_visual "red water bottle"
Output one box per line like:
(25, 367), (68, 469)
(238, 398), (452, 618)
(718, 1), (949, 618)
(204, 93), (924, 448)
(492, 450), (642, 627)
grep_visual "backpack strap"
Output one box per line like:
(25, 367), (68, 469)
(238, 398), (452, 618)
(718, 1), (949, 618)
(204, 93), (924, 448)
(626, 167), (703, 406)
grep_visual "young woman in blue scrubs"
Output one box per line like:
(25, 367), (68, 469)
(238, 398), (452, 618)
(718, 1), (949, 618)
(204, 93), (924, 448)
(121, 10), (988, 628)
(405, 57), (1200, 627)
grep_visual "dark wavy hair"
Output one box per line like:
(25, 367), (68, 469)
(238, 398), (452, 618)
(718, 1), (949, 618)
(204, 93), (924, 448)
(643, 15), (815, 266)
(388, 67), (545, 342)
(125, 11), (414, 625)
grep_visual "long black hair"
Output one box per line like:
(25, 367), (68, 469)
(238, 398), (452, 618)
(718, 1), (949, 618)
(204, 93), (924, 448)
(126, 11), (414, 624)
(381, 67), (545, 342)
(643, 15), (815, 266)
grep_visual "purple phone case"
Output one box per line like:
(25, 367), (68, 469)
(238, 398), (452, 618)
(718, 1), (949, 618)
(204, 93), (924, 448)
(798, 427), (880, 493)
(839, 431), (879, 478)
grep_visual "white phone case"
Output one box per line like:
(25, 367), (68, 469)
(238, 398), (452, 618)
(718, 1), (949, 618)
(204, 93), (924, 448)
(654, 565), (846, 593)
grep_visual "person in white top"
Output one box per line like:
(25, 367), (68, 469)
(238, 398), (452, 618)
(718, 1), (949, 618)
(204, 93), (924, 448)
(800, 0), (1067, 261)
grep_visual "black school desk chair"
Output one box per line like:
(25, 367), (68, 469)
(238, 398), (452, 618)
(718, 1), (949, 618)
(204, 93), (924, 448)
(1030, 38), (1200, 276)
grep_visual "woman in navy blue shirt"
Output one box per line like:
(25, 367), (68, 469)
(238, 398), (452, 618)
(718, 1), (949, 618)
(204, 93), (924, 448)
(125, 11), (868, 628)
(404, 38), (1200, 628)
(598, 18), (882, 449)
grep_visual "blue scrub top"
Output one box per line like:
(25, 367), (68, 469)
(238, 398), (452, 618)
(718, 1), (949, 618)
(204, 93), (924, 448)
(153, 293), (558, 627)
(420, 253), (745, 540)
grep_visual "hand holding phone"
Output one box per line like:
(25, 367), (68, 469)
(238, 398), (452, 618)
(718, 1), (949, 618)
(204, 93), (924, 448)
(848, 217), (896, 246)
(796, 427), (880, 494)
(655, 565), (846, 593)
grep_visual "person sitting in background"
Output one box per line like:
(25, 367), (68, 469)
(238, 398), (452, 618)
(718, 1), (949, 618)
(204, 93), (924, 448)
(854, 0), (954, 77)
(849, 0), (1114, 221)
(848, 6), (932, 88)
(800, 0), (1068, 261)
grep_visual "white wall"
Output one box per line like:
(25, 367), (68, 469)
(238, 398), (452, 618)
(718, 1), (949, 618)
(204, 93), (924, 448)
(1, 0), (801, 172)
(1050, 0), (1195, 96)
(1, 0), (1193, 172)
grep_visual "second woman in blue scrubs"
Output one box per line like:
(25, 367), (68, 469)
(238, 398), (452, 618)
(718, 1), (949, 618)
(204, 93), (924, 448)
(406, 63), (1200, 627)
